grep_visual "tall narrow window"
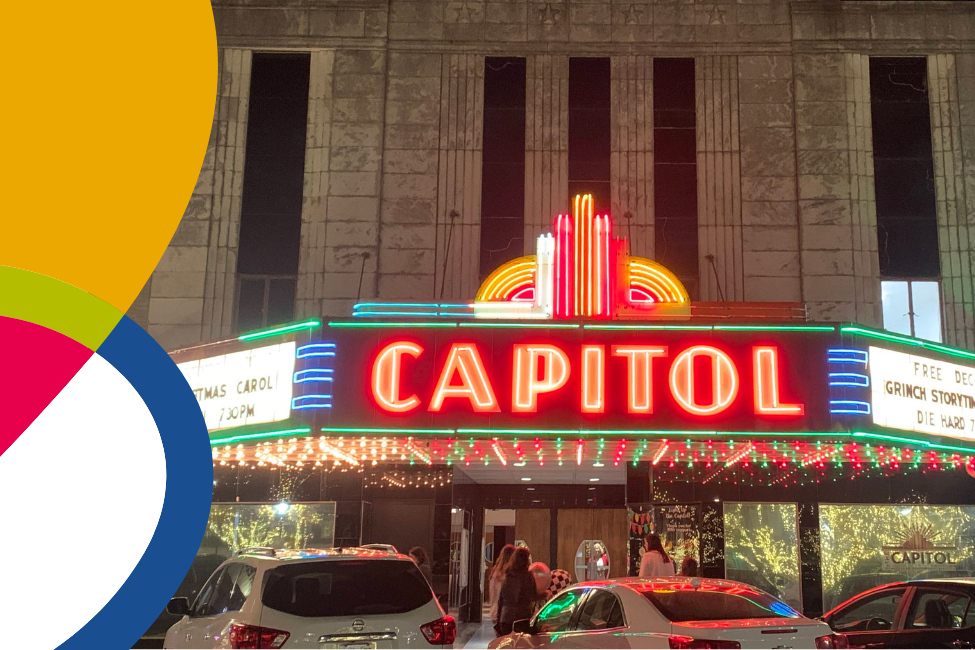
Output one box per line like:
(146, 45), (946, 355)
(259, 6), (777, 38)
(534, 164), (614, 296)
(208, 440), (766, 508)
(653, 58), (698, 298)
(568, 58), (611, 214)
(480, 57), (527, 281)
(236, 53), (310, 332)
(870, 58), (941, 342)
(870, 58), (939, 278)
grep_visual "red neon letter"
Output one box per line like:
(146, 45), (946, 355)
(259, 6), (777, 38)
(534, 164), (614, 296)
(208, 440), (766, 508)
(581, 345), (605, 413)
(612, 346), (668, 413)
(372, 341), (423, 413)
(429, 344), (500, 412)
(512, 344), (570, 412)
(753, 347), (804, 416)
(669, 346), (739, 416)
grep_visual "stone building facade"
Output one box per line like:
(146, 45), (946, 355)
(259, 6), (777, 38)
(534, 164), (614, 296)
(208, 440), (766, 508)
(131, 0), (975, 351)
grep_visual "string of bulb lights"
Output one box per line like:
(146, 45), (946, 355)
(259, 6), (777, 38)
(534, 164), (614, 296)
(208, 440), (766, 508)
(211, 435), (975, 488)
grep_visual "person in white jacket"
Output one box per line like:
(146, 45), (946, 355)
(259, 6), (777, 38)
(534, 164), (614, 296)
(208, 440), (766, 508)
(639, 533), (676, 577)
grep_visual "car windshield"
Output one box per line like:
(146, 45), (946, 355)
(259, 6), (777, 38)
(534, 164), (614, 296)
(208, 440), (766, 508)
(262, 559), (432, 617)
(636, 582), (801, 622)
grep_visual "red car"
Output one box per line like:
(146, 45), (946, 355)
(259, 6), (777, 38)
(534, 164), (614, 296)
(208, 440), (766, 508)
(821, 578), (975, 648)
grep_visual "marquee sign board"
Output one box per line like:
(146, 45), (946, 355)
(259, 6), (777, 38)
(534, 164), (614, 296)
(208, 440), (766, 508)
(870, 346), (975, 443)
(323, 327), (832, 433)
(177, 341), (296, 431)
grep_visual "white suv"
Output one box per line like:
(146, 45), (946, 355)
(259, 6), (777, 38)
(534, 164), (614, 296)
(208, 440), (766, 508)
(163, 547), (455, 649)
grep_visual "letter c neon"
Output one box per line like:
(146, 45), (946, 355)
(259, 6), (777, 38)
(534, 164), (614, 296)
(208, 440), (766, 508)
(371, 341), (423, 412)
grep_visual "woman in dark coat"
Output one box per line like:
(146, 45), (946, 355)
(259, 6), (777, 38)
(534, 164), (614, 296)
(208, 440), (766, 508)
(496, 547), (536, 636)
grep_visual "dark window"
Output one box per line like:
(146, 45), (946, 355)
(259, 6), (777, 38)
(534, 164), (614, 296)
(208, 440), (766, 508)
(192, 563), (256, 617)
(829, 587), (907, 633)
(568, 58), (611, 214)
(653, 58), (698, 296)
(907, 590), (972, 630)
(574, 589), (625, 630)
(870, 58), (940, 278)
(533, 588), (584, 633)
(236, 52), (309, 330)
(638, 584), (800, 622)
(481, 57), (527, 281)
(190, 567), (225, 617)
(261, 560), (433, 617)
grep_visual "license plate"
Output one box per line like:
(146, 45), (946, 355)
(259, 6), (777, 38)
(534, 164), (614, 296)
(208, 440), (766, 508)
(322, 644), (376, 649)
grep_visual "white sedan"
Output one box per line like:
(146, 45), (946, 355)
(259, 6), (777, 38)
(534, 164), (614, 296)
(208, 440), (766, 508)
(489, 577), (849, 649)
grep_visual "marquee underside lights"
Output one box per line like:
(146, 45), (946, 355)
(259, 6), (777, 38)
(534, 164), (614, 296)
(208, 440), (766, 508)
(210, 433), (974, 487)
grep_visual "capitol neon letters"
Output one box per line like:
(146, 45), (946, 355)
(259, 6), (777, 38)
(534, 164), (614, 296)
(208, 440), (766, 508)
(513, 344), (571, 412)
(429, 344), (500, 412)
(371, 341), (424, 412)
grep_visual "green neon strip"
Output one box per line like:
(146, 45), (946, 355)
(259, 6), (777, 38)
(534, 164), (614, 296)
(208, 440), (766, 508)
(210, 427), (313, 446)
(459, 322), (580, 329)
(327, 321), (458, 328)
(238, 320), (321, 341)
(322, 427), (456, 435)
(458, 428), (844, 438)
(0, 265), (122, 351)
(713, 325), (835, 332)
(852, 431), (975, 454)
(841, 326), (975, 361)
(584, 324), (713, 331)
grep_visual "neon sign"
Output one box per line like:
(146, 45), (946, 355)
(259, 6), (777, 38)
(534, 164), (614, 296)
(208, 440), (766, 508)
(362, 337), (811, 423)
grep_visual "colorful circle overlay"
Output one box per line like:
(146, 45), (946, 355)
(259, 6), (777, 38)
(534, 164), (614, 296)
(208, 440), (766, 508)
(0, 266), (213, 649)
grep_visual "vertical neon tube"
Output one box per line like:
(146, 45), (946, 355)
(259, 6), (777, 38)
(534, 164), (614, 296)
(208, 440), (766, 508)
(554, 214), (574, 319)
(573, 195), (582, 316)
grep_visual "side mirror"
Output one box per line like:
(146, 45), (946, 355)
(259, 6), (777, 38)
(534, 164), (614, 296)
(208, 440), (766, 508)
(167, 597), (190, 616)
(512, 619), (534, 635)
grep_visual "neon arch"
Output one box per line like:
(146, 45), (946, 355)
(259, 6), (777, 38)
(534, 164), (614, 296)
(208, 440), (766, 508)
(626, 257), (690, 304)
(474, 194), (690, 319)
(475, 256), (537, 302)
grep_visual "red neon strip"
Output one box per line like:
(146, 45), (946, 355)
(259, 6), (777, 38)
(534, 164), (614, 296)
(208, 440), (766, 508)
(554, 213), (573, 319)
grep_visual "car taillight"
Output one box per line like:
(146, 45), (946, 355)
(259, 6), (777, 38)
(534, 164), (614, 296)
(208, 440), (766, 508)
(420, 615), (457, 646)
(228, 623), (290, 649)
(815, 633), (850, 649)
(669, 636), (742, 649)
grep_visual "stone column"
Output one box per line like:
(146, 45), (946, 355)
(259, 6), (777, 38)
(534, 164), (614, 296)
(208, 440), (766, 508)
(435, 53), (484, 301)
(795, 53), (880, 324)
(697, 56), (743, 302)
(929, 54), (975, 349)
(525, 54), (569, 244)
(845, 54), (882, 328)
(610, 55), (654, 259)
(295, 50), (335, 320)
(378, 51), (443, 300)
(147, 48), (249, 350)
(320, 49), (386, 316)
(737, 55), (801, 303)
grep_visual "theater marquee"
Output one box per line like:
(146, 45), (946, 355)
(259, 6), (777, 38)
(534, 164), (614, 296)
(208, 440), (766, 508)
(870, 346), (975, 442)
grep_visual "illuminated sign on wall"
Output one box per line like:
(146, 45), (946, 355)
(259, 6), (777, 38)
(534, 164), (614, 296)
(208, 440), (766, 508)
(325, 328), (831, 432)
(178, 342), (296, 431)
(869, 346), (975, 442)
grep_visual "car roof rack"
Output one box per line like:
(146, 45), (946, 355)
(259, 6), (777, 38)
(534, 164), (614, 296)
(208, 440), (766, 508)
(235, 546), (277, 558)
